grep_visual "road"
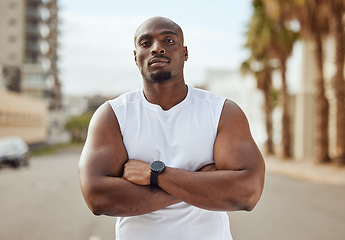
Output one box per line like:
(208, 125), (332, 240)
(0, 146), (345, 240)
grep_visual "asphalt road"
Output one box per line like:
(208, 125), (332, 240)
(0, 146), (344, 240)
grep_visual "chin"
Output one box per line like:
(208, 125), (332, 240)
(150, 71), (172, 82)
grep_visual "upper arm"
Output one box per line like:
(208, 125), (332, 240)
(214, 99), (265, 176)
(78, 102), (128, 197)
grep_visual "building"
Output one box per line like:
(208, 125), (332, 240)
(0, 0), (25, 92)
(0, 65), (48, 144)
(204, 69), (267, 147)
(293, 38), (340, 160)
(204, 38), (342, 161)
(0, 0), (61, 109)
(0, 0), (61, 145)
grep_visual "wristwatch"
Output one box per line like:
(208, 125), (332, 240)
(150, 160), (165, 191)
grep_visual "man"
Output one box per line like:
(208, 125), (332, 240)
(79, 16), (265, 239)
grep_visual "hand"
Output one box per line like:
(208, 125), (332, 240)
(123, 159), (151, 185)
(198, 163), (217, 172)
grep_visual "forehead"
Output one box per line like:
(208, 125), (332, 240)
(134, 19), (183, 43)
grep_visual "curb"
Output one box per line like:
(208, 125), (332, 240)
(265, 156), (345, 186)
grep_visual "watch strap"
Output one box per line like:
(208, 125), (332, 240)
(150, 171), (159, 191)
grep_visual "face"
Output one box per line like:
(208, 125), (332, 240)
(133, 18), (188, 83)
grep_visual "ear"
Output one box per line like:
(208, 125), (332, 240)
(184, 46), (188, 61)
(133, 50), (138, 66)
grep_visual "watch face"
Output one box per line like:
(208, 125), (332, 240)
(151, 161), (165, 173)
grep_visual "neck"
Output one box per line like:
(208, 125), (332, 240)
(143, 79), (188, 110)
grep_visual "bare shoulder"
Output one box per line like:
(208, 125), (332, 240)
(215, 99), (264, 171)
(79, 102), (128, 177)
(218, 99), (251, 136)
(83, 102), (122, 150)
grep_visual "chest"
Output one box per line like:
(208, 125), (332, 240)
(122, 106), (217, 171)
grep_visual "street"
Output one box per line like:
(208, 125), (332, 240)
(1, 146), (345, 240)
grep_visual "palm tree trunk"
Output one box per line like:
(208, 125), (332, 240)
(314, 33), (331, 163)
(330, 0), (345, 164)
(280, 57), (291, 158)
(263, 63), (274, 155)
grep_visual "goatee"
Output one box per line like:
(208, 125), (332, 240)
(150, 71), (172, 82)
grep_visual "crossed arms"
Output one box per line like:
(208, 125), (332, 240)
(78, 99), (265, 217)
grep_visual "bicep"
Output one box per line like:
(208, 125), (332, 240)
(214, 100), (264, 172)
(79, 103), (128, 184)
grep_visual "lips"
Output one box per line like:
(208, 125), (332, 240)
(148, 57), (170, 66)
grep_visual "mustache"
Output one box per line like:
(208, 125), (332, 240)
(148, 56), (170, 65)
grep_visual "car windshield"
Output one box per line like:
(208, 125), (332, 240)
(0, 140), (20, 152)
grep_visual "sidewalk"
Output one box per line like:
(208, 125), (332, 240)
(265, 155), (345, 186)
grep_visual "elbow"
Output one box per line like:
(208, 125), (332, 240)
(89, 202), (105, 216)
(86, 195), (107, 216)
(242, 163), (265, 211)
(81, 187), (114, 216)
(243, 182), (264, 211)
(236, 178), (265, 212)
(242, 196), (258, 212)
(85, 192), (126, 217)
(238, 190), (262, 212)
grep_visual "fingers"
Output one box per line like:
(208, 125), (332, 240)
(198, 163), (217, 172)
(123, 159), (151, 185)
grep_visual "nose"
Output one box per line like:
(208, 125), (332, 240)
(151, 41), (166, 55)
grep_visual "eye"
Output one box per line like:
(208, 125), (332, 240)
(165, 38), (175, 44)
(139, 41), (151, 47)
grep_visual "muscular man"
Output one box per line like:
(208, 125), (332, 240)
(79, 16), (265, 239)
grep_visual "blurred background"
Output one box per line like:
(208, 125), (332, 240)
(0, 0), (344, 239)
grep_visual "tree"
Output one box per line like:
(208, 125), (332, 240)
(291, 0), (331, 163)
(65, 112), (93, 142)
(262, 0), (299, 158)
(242, 0), (275, 155)
(329, 0), (345, 165)
(243, 0), (298, 157)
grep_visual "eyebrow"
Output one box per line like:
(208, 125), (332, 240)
(160, 30), (179, 37)
(136, 30), (179, 43)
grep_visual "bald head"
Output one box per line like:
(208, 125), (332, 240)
(134, 17), (184, 46)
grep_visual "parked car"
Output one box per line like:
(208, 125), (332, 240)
(0, 137), (29, 168)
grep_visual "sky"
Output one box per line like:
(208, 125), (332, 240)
(58, 0), (253, 96)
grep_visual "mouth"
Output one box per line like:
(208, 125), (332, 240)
(148, 57), (170, 67)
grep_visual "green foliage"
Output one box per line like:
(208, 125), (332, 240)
(31, 142), (82, 156)
(270, 87), (280, 109)
(65, 112), (93, 142)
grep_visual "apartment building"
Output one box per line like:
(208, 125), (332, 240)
(0, 0), (25, 92)
(0, 0), (61, 109)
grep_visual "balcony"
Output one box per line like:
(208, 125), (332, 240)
(26, 40), (49, 55)
(26, 24), (50, 38)
(26, 0), (51, 5)
(26, 7), (50, 22)
(26, 42), (40, 53)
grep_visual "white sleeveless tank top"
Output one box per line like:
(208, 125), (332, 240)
(107, 85), (232, 240)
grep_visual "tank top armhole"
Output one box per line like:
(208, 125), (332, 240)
(106, 99), (126, 136)
(215, 97), (227, 132)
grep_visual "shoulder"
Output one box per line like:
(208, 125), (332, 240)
(218, 99), (250, 136)
(190, 87), (226, 119)
(108, 88), (142, 109)
(89, 89), (141, 136)
(190, 86), (226, 104)
(88, 102), (119, 138)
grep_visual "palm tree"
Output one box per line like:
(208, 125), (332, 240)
(242, 0), (276, 155)
(291, 0), (331, 163)
(261, 0), (299, 158)
(244, 0), (298, 158)
(329, 0), (345, 165)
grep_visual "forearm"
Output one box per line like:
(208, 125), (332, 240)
(158, 167), (261, 212)
(83, 176), (180, 217)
